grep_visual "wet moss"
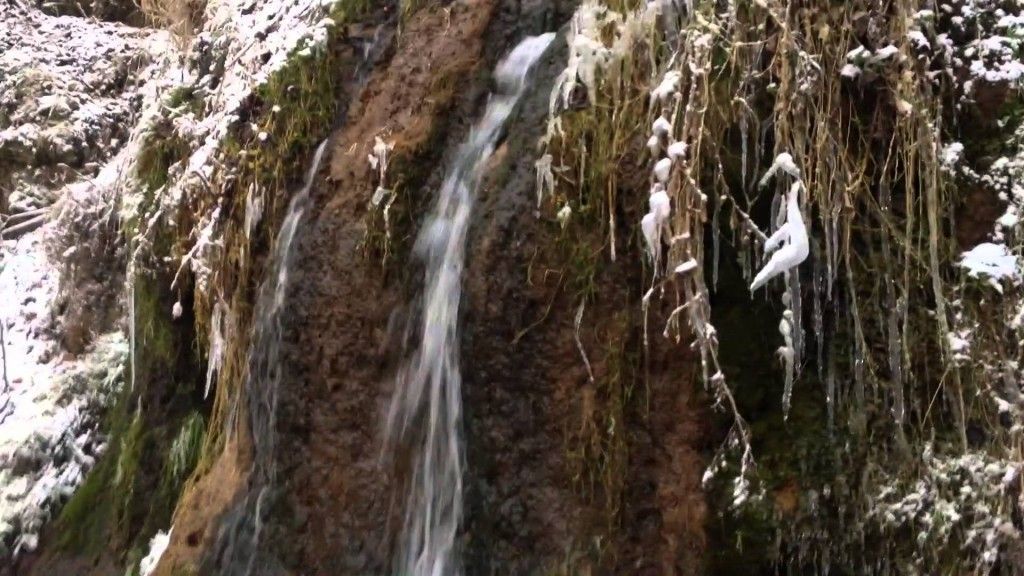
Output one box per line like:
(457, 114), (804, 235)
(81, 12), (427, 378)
(54, 272), (206, 567)
(135, 132), (189, 196)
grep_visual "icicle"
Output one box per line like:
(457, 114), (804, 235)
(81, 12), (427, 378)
(750, 183), (809, 291)
(667, 140), (687, 160)
(641, 212), (659, 263)
(204, 300), (225, 399)
(128, 272), (136, 390)
(649, 189), (671, 221)
(712, 191), (720, 290)
(535, 153), (554, 209)
(779, 309), (795, 420)
(653, 157), (673, 183)
(826, 341), (836, 438)
(649, 70), (681, 106)
(740, 113), (749, 193)
(647, 135), (661, 157)
(758, 152), (801, 188)
(888, 289), (905, 426)
(812, 251), (824, 379)
(788, 265), (803, 372)
(652, 116), (672, 137)
(675, 259), (698, 274)
(557, 204), (572, 228)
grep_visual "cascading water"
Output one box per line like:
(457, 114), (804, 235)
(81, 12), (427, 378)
(385, 33), (555, 576)
(213, 139), (327, 576)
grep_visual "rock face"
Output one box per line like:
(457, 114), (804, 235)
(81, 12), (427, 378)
(8, 0), (1024, 574)
(190, 0), (713, 571)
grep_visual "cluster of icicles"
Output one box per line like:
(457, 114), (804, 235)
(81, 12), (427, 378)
(544, 0), (817, 441)
(642, 82), (809, 291)
(641, 83), (687, 274)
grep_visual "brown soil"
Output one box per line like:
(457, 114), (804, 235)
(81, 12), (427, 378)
(151, 435), (253, 576)
(262, 0), (711, 570)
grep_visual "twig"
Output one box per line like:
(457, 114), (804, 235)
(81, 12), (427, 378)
(574, 300), (595, 384)
(1, 214), (47, 240)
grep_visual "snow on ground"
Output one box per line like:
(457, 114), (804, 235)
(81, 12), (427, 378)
(0, 226), (126, 557)
(132, 0), (346, 292)
(0, 1), (171, 180)
(0, 1), (157, 559)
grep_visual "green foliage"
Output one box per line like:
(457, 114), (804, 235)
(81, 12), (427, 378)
(161, 412), (206, 495)
(400, 0), (427, 23)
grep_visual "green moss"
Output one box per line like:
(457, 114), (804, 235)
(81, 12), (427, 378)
(59, 1), (378, 570)
(165, 85), (205, 117)
(56, 389), (142, 553)
(135, 131), (190, 195)
(183, 0), (380, 465)
(56, 270), (205, 565)
(161, 411), (206, 495)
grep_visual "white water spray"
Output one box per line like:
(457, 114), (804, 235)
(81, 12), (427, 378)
(385, 33), (555, 576)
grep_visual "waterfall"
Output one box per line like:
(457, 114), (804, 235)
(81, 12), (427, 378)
(214, 139), (328, 576)
(385, 33), (555, 576)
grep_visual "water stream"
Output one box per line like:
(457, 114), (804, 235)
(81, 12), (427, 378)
(214, 139), (327, 576)
(385, 33), (555, 576)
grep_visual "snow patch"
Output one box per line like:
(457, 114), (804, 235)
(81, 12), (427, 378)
(960, 242), (1019, 291)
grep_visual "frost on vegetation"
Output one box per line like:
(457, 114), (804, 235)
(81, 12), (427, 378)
(111, 0), (352, 406)
(368, 136), (396, 211)
(557, 204), (573, 228)
(749, 181), (809, 292)
(367, 135), (399, 257)
(546, 0), (667, 137)
(534, 153), (556, 209)
(922, 0), (1024, 99)
(204, 300), (228, 399)
(872, 447), (1023, 568)
(538, 0), (1024, 567)
(940, 141), (965, 171)
(649, 70), (681, 106)
(749, 155), (809, 421)
(757, 152), (800, 188)
(139, 527), (173, 576)
(0, 309), (127, 558)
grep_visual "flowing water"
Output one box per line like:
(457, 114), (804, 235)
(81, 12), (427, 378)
(385, 33), (555, 576)
(213, 139), (328, 576)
